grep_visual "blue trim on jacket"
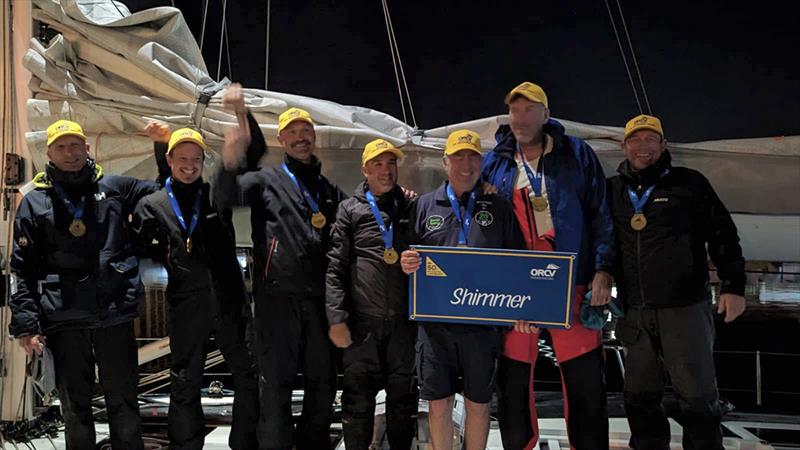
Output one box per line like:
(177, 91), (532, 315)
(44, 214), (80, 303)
(481, 119), (615, 285)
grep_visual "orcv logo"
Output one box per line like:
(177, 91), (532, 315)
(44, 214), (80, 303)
(530, 263), (560, 280)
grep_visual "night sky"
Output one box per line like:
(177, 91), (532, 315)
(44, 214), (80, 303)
(124, 0), (800, 143)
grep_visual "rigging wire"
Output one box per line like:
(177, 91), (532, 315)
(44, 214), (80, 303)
(264, 0), (271, 89)
(216, 0), (228, 81)
(615, 0), (652, 114)
(604, 0), (643, 115)
(380, 0), (408, 126)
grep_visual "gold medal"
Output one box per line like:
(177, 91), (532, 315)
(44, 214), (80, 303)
(630, 213), (647, 231)
(311, 212), (327, 229)
(186, 237), (193, 253)
(383, 248), (398, 264)
(69, 219), (86, 237)
(531, 196), (548, 212)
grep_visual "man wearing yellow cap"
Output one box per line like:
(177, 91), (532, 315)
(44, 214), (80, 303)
(133, 121), (259, 449)
(213, 87), (347, 449)
(324, 139), (418, 449)
(9, 119), (163, 450)
(609, 114), (745, 449)
(482, 82), (615, 449)
(401, 130), (524, 450)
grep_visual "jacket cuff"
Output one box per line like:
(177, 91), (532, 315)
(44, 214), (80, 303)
(719, 278), (746, 297)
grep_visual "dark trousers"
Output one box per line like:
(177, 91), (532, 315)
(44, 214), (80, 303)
(341, 316), (418, 450)
(48, 321), (143, 450)
(253, 293), (336, 450)
(168, 292), (259, 450)
(616, 301), (723, 450)
(497, 347), (608, 450)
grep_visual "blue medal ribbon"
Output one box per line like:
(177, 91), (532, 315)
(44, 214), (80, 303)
(51, 183), (86, 222)
(516, 142), (544, 197)
(626, 169), (670, 213)
(446, 183), (478, 247)
(365, 190), (394, 251)
(282, 162), (321, 215)
(165, 177), (201, 239)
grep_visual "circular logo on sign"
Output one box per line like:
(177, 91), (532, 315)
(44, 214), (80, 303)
(474, 210), (494, 227)
(425, 215), (444, 231)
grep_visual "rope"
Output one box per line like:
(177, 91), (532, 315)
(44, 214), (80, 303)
(603, 0), (643, 114)
(199, 0), (209, 52)
(384, 0), (417, 128)
(615, 0), (652, 115)
(216, 0), (228, 81)
(224, 10), (232, 80)
(264, 0), (271, 89)
(380, 0), (408, 126)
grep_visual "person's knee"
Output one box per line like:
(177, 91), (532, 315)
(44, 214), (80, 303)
(428, 397), (454, 419)
(464, 399), (489, 417)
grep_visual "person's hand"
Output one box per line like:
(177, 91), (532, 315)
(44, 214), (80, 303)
(328, 323), (353, 349)
(718, 293), (746, 323)
(400, 250), (421, 275)
(513, 320), (540, 334)
(482, 182), (499, 195)
(222, 82), (247, 115)
(222, 106), (252, 170)
(144, 121), (171, 143)
(400, 186), (417, 199)
(19, 334), (45, 358)
(590, 270), (612, 306)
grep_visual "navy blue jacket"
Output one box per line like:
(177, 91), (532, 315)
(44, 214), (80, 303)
(10, 164), (159, 336)
(409, 182), (524, 251)
(481, 120), (615, 285)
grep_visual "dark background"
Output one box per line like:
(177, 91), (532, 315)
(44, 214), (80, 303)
(122, 0), (799, 142)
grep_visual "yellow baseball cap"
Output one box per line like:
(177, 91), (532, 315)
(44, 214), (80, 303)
(444, 129), (482, 156)
(504, 81), (548, 107)
(362, 138), (404, 166)
(46, 120), (86, 146)
(278, 107), (314, 133)
(624, 114), (664, 140)
(167, 128), (208, 153)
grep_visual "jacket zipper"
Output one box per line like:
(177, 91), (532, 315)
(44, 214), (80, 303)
(635, 184), (647, 307)
(263, 237), (278, 281)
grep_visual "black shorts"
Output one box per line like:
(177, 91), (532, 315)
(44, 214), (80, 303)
(416, 322), (502, 403)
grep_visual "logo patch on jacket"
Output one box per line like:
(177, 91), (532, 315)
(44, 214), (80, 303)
(425, 215), (444, 231)
(474, 210), (493, 227)
(653, 197), (668, 203)
(94, 192), (106, 201)
(17, 236), (28, 247)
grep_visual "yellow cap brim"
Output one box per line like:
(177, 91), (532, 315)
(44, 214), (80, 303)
(504, 90), (546, 106)
(624, 125), (663, 140)
(168, 137), (208, 153)
(278, 117), (314, 133)
(363, 147), (404, 166)
(47, 131), (86, 147)
(445, 145), (482, 156)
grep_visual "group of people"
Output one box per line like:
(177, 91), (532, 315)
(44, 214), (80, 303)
(8, 80), (747, 450)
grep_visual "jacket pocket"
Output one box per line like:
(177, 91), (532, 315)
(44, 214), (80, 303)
(614, 316), (641, 347)
(105, 255), (141, 310)
(37, 274), (62, 314)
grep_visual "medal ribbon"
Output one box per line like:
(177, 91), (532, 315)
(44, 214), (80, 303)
(446, 183), (478, 247)
(627, 169), (670, 213)
(282, 162), (322, 216)
(365, 190), (393, 251)
(516, 142), (545, 198)
(51, 183), (86, 222)
(165, 177), (201, 238)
